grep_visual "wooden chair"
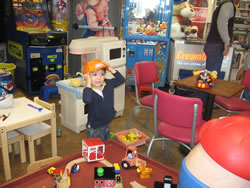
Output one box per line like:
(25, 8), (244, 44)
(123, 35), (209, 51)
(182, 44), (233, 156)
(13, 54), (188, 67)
(27, 156), (62, 174)
(17, 97), (56, 163)
(0, 131), (26, 163)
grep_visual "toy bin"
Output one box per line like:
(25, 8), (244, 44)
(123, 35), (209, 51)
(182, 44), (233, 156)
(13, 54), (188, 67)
(0, 63), (16, 82)
(115, 128), (149, 147)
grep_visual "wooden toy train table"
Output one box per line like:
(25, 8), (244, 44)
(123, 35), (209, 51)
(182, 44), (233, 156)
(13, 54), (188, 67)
(0, 140), (178, 188)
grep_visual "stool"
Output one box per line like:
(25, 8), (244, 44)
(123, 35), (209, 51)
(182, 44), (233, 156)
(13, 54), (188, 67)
(138, 84), (153, 98)
(0, 131), (26, 163)
(40, 85), (58, 102)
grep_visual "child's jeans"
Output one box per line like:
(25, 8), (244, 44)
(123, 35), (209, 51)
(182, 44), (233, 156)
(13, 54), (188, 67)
(86, 124), (110, 141)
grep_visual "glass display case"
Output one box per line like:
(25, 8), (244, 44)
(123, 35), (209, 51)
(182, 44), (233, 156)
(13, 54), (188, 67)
(123, 0), (173, 87)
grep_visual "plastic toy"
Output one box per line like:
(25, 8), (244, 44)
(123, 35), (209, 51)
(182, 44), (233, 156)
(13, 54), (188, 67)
(115, 128), (149, 147)
(154, 176), (177, 188)
(94, 167), (116, 188)
(113, 163), (121, 174)
(83, 59), (108, 74)
(71, 78), (82, 87)
(1, 112), (10, 122)
(121, 145), (146, 169)
(193, 69), (217, 89)
(0, 69), (14, 109)
(136, 165), (152, 179)
(47, 167), (63, 181)
(94, 167), (123, 188)
(71, 163), (79, 174)
(82, 138), (106, 162)
(57, 128), (62, 137)
(44, 74), (60, 86)
(27, 104), (43, 112)
(179, 116), (250, 188)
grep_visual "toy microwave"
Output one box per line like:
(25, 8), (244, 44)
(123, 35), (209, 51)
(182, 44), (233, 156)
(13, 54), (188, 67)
(69, 37), (126, 69)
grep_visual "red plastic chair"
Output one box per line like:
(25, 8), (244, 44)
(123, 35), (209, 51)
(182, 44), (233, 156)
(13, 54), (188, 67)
(237, 111), (250, 117)
(146, 89), (206, 158)
(127, 61), (158, 129)
(215, 68), (250, 115)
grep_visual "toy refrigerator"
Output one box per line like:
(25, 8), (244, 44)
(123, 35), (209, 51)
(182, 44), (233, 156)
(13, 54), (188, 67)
(122, 0), (173, 87)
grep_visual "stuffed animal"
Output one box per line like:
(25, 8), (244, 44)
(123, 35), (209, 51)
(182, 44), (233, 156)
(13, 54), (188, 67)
(171, 0), (198, 38)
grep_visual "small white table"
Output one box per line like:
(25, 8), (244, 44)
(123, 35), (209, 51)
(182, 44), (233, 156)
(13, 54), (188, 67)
(0, 97), (57, 181)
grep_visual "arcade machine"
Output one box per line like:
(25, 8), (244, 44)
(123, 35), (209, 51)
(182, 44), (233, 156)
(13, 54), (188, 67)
(4, 0), (67, 94)
(122, 0), (173, 87)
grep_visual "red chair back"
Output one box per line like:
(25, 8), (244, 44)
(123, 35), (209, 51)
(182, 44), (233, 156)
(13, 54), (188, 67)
(155, 89), (203, 128)
(134, 61), (158, 86)
(242, 68), (250, 90)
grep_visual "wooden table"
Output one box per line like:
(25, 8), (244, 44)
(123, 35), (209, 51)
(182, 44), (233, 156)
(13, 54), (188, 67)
(175, 76), (246, 120)
(0, 97), (57, 181)
(0, 140), (178, 188)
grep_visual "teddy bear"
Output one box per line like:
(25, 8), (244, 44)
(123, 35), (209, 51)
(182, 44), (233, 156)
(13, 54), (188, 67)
(171, 0), (198, 38)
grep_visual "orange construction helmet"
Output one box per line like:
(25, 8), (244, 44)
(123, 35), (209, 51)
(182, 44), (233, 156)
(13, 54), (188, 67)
(83, 59), (108, 74)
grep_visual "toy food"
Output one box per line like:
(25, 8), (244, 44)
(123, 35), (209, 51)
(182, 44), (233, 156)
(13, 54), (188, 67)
(71, 78), (82, 87)
(119, 130), (142, 143)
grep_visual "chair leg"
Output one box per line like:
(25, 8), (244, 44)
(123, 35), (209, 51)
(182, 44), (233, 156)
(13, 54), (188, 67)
(20, 136), (26, 163)
(127, 106), (140, 129)
(8, 144), (12, 153)
(13, 142), (20, 155)
(161, 140), (165, 151)
(28, 137), (36, 163)
(144, 109), (150, 127)
(146, 136), (155, 157)
(36, 139), (41, 145)
(166, 140), (172, 159)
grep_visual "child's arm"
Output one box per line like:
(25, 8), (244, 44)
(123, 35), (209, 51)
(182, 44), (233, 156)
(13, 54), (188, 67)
(83, 73), (93, 104)
(107, 66), (116, 74)
(106, 66), (125, 87)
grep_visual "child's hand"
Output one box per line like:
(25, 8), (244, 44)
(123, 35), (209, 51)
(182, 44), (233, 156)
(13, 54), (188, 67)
(107, 66), (116, 74)
(84, 73), (91, 88)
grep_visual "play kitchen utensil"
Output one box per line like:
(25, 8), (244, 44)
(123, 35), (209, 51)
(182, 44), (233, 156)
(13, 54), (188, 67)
(27, 104), (43, 112)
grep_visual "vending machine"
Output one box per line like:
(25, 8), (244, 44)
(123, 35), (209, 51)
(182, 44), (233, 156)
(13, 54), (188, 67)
(4, 0), (67, 94)
(122, 0), (173, 87)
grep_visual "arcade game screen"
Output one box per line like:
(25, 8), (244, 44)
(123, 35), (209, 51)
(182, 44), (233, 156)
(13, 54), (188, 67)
(12, 0), (51, 33)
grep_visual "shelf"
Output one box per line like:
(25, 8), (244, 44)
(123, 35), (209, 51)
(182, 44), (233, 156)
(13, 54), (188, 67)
(237, 8), (249, 11)
(234, 24), (250, 29)
(235, 16), (250, 19)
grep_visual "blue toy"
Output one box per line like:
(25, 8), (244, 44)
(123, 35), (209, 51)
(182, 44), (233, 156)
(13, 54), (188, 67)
(71, 163), (79, 174)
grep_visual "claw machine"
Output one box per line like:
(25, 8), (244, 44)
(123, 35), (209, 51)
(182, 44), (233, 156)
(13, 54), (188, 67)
(122, 0), (173, 87)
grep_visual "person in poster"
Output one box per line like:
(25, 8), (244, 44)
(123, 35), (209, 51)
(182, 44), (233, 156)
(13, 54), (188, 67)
(75, 0), (115, 38)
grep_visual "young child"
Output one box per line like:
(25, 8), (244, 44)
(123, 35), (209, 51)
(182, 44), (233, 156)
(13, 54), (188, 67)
(83, 59), (125, 141)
